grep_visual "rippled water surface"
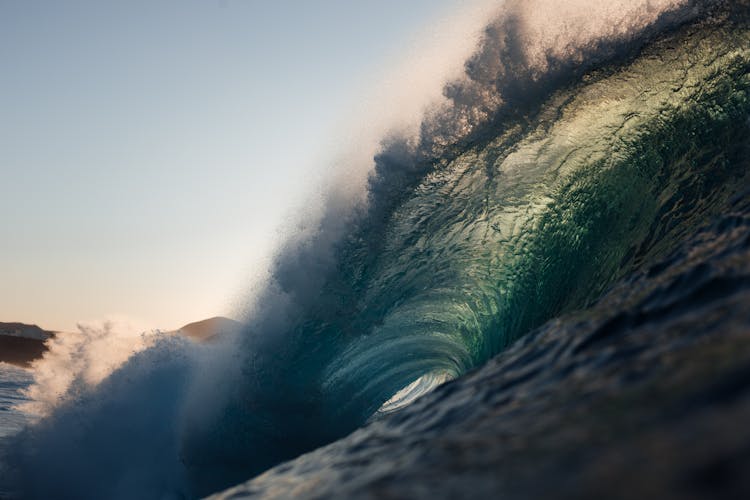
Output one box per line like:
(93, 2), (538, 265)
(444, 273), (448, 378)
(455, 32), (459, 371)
(0, 365), (30, 441)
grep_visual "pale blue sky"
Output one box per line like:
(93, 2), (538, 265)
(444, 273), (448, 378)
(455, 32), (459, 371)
(1, 0), (475, 331)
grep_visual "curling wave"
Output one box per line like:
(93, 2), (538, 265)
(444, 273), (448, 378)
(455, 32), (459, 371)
(3, 1), (749, 498)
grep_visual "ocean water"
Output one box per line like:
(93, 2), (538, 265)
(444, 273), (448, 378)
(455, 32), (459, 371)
(0, 364), (31, 500)
(216, 188), (750, 499)
(0, 365), (30, 440)
(2, 1), (750, 499)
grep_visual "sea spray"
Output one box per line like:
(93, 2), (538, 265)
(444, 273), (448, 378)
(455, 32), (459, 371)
(18, 318), (161, 417)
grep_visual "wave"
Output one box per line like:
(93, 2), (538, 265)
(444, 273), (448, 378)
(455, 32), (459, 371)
(3, 1), (749, 498)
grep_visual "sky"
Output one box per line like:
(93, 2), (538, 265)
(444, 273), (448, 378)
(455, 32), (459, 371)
(0, 0), (485, 332)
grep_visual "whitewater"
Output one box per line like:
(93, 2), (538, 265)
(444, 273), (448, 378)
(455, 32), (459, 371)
(2, 0), (750, 498)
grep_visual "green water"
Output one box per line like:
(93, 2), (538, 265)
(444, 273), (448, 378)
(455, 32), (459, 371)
(320, 14), (750, 416)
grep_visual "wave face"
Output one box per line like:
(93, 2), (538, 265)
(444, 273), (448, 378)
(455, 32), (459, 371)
(3, 1), (750, 498)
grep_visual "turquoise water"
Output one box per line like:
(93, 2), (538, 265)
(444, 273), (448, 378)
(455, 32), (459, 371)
(4, 2), (750, 499)
(186, 4), (750, 493)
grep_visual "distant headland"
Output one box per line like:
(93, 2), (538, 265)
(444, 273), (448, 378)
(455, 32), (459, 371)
(0, 317), (243, 368)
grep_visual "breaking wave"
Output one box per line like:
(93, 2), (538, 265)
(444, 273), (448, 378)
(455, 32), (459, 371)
(3, 1), (749, 498)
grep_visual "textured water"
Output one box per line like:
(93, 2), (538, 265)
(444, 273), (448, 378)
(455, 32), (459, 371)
(213, 4), (750, 498)
(0, 365), (30, 440)
(0, 364), (31, 500)
(215, 190), (750, 499)
(3, 1), (750, 499)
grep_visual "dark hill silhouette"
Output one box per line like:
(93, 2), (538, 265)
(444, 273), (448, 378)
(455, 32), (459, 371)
(0, 317), (243, 368)
(174, 316), (243, 342)
(0, 322), (55, 368)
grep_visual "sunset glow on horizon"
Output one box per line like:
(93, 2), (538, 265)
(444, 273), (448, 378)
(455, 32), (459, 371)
(1, 0), (474, 332)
